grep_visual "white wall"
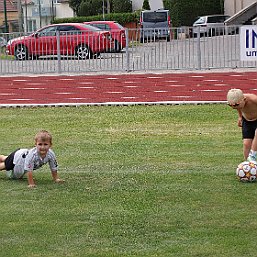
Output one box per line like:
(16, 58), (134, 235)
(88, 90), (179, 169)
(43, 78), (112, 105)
(224, 0), (257, 16)
(132, 0), (163, 11)
(55, 3), (74, 18)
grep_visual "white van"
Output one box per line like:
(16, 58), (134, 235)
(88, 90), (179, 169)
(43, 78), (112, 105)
(140, 9), (171, 42)
(192, 15), (230, 37)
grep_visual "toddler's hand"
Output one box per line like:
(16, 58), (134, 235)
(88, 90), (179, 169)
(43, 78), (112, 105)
(28, 184), (36, 188)
(55, 178), (65, 183)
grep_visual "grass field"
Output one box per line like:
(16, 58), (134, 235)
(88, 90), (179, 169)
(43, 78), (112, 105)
(0, 104), (256, 257)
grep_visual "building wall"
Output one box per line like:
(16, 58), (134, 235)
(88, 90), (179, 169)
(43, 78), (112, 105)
(0, 11), (18, 31)
(55, 3), (74, 18)
(22, 0), (74, 32)
(224, 0), (256, 16)
(132, 0), (163, 11)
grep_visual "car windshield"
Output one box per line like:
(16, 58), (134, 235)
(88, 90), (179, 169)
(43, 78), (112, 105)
(143, 12), (168, 23)
(114, 22), (124, 29)
(207, 16), (230, 23)
(194, 17), (206, 25)
(81, 24), (102, 31)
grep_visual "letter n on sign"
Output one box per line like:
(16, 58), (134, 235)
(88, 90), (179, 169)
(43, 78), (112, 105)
(240, 26), (257, 61)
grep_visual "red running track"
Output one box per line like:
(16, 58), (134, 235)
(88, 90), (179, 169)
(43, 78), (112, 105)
(0, 71), (256, 106)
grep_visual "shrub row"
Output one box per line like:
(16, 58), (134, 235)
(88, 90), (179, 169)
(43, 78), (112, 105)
(54, 12), (139, 26)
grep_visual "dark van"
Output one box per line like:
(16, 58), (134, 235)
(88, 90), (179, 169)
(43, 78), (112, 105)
(140, 9), (171, 42)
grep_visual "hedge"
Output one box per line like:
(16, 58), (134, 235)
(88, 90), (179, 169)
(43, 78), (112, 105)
(53, 12), (139, 26)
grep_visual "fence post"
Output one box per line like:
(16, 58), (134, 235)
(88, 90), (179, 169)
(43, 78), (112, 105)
(125, 28), (130, 72)
(196, 26), (201, 70)
(56, 30), (61, 74)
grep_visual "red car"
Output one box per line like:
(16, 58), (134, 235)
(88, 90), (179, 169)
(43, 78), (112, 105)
(84, 21), (126, 52)
(6, 23), (111, 60)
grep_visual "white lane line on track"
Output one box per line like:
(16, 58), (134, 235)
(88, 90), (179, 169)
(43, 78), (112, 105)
(201, 89), (223, 92)
(77, 86), (95, 89)
(173, 96), (192, 98)
(0, 101), (227, 108)
(68, 98), (88, 100)
(124, 85), (138, 88)
(23, 88), (46, 90)
(167, 85), (186, 87)
(9, 98), (33, 101)
(123, 81), (136, 84)
(106, 91), (123, 94)
(54, 92), (73, 95)
(78, 82), (94, 84)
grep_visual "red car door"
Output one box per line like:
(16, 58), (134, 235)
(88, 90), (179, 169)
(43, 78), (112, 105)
(31, 26), (58, 56)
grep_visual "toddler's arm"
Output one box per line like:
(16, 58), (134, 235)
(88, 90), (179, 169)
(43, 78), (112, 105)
(51, 170), (65, 183)
(27, 171), (36, 188)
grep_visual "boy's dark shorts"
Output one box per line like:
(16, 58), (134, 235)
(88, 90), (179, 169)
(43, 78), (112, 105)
(4, 149), (19, 171)
(242, 117), (257, 139)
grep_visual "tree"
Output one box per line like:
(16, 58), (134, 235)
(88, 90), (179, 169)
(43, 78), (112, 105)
(77, 0), (104, 17)
(106, 0), (111, 13)
(163, 0), (224, 26)
(69, 0), (83, 15)
(112, 0), (132, 13)
(142, 0), (150, 10)
(76, 0), (132, 17)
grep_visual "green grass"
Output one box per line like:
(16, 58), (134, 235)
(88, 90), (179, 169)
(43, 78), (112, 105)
(0, 46), (14, 60)
(0, 104), (255, 257)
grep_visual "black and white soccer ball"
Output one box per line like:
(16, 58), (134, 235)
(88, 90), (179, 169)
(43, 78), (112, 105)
(236, 161), (257, 182)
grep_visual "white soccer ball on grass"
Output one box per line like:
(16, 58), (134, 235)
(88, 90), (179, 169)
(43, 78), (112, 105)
(236, 161), (257, 182)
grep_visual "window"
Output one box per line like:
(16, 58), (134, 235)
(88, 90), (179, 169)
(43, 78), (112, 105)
(28, 20), (37, 32)
(143, 12), (168, 23)
(92, 24), (110, 30)
(208, 16), (229, 23)
(58, 25), (79, 32)
(38, 26), (57, 37)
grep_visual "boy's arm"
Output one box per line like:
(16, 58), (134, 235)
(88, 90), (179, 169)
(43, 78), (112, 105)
(51, 170), (65, 183)
(237, 109), (243, 127)
(27, 171), (36, 188)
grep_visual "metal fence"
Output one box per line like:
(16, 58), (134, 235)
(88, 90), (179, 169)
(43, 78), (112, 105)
(0, 26), (256, 75)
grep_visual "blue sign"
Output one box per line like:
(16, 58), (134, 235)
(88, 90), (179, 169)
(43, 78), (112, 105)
(240, 26), (257, 61)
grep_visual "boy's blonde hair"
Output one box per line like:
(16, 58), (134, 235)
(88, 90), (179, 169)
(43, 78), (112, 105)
(35, 130), (52, 144)
(227, 89), (244, 105)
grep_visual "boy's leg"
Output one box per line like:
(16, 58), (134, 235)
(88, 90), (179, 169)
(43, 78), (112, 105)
(247, 130), (257, 161)
(0, 155), (7, 170)
(243, 139), (252, 160)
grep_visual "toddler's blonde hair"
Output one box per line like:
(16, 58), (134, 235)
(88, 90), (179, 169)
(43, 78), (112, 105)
(34, 130), (52, 144)
(227, 89), (244, 105)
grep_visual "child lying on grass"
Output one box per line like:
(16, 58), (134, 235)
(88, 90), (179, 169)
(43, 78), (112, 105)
(0, 130), (64, 188)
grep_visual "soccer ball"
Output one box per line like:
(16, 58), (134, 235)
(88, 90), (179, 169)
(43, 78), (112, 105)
(236, 161), (257, 182)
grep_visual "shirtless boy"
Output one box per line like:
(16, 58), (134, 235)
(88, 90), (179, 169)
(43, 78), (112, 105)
(227, 88), (257, 161)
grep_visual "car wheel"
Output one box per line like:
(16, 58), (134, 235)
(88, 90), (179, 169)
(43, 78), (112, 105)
(15, 45), (29, 61)
(76, 44), (92, 59)
(114, 40), (121, 52)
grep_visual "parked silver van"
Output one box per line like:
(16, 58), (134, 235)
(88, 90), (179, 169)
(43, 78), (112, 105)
(140, 9), (171, 42)
(192, 15), (230, 37)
